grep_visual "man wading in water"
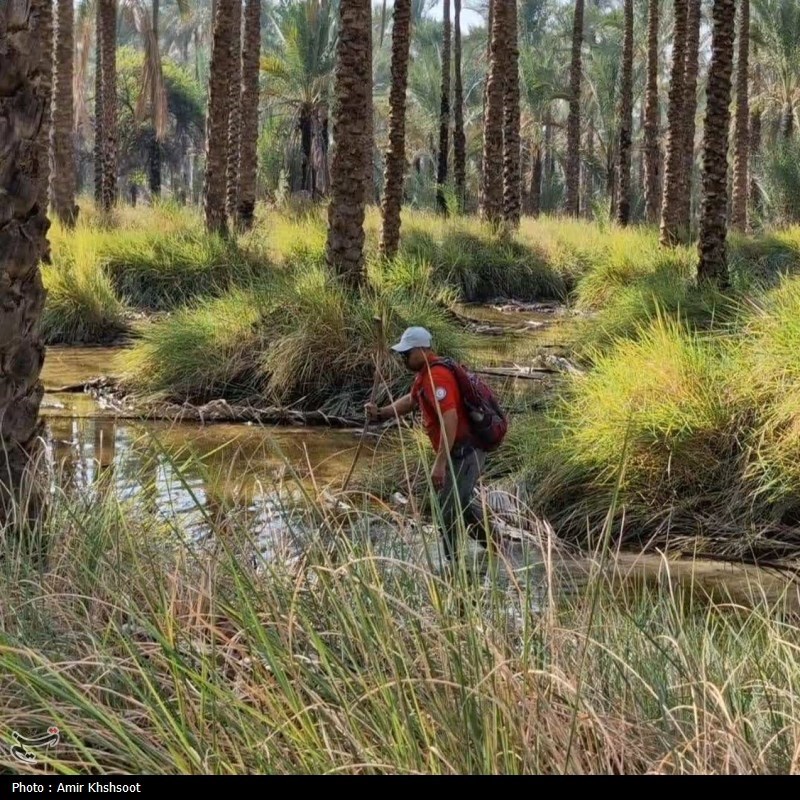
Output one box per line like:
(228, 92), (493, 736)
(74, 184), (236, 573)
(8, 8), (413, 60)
(365, 326), (503, 567)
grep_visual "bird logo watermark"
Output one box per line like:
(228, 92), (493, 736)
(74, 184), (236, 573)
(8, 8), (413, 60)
(8, 727), (60, 765)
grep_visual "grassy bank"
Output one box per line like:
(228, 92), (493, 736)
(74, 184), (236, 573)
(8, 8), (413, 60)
(501, 274), (800, 557)
(44, 202), (800, 554)
(2, 468), (800, 775)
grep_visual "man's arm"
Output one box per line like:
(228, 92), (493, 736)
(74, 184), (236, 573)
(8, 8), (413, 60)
(431, 408), (459, 488)
(365, 393), (415, 422)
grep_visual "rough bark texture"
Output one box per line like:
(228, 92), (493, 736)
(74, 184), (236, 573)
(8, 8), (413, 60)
(364, 7), (374, 204)
(502, 0), (521, 227)
(731, 0), (750, 231)
(94, 9), (103, 204)
(236, 0), (261, 230)
(99, 0), (117, 212)
(436, 0), (451, 214)
(149, 0), (161, 198)
(659, 0), (688, 245)
(616, 0), (634, 226)
(453, 0), (465, 210)
(0, 0), (52, 522)
(676, 0), (701, 235)
(530, 143), (542, 218)
(564, 0), (584, 217)
(33, 0), (52, 210)
(749, 104), (761, 223)
(226, 0), (243, 220)
(203, 0), (234, 234)
(479, 0), (504, 224)
(379, 0), (412, 259)
(644, 0), (661, 224)
(781, 103), (793, 139)
(697, 0), (736, 287)
(325, 0), (372, 287)
(51, 0), (78, 226)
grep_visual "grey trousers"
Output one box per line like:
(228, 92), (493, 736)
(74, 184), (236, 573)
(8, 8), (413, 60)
(436, 444), (488, 561)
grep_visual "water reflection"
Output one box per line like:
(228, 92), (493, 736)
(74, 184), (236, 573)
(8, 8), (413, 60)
(43, 410), (383, 547)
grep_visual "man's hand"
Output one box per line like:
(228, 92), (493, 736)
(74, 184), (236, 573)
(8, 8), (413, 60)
(431, 458), (446, 489)
(364, 402), (380, 421)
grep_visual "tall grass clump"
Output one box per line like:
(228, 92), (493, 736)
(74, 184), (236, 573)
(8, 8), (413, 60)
(514, 317), (741, 545)
(120, 285), (268, 401)
(101, 230), (263, 311)
(43, 224), (129, 344)
(3, 463), (800, 775)
(123, 261), (470, 414)
(395, 213), (568, 302)
(736, 275), (800, 518)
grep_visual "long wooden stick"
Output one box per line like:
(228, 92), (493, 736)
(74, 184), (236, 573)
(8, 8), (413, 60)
(341, 315), (385, 492)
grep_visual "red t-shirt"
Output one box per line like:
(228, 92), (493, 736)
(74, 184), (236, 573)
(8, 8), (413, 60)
(411, 362), (473, 452)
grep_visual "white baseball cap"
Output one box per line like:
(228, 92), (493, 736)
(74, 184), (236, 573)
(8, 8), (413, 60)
(390, 326), (432, 353)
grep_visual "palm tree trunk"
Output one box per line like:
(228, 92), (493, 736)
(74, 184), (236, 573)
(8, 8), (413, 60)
(644, 0), (661, 224)
(379, 0), (412, 259)
(34, 0), (53, 211)
(530, 143), (542, 218)
(781, 102), (793, 139)
(0, 0), (52, 523)
(749, 111), (761, 219)
(583, 123), (594, 217)
(616, 0), (634, 226)
(436, 0), (451, 214)
(100, 0), (117, 213)
(731, 0), (750, 232)
(697, 0), (736, 287)
(325, 0), (372, 287)
(364, 8), (375, 204)
(149, 0), (162, 198)
(226, 0), (243, 219)
(676, 0), (701, 235)
(502, 0), (521, 227)
(51, 0), (78, 226)
(564, 0), (584, 217)
(237, 0), (261, 230)
(659, 0), (688, 245)
(94, 8), (103, 204)
(203, 0), (234, 234)
(453, 0), (466, 211)
(479, 0), (504, 225)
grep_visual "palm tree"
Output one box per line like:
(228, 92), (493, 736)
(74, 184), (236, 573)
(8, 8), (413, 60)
(616, 0), (633, 226)
(480, 0), (504, 224)
(676, 0), (701, 234)
(203, 0), (234, 233)
(564, 0), (585, 217)
(51, 0), (79, 226)
(436, 0), (451, 214)
(453, 0), (465, 209)
(751, 0), (800, 140)
(379, 0), (412, 259)
(325, 0), (372, 286)
(659, 0), (688, 245)
(697, 0), (736, 287)
(643, 0), (660, 224)
(731, 0), (750, 231)
(0, 0), (51, 521)
(226, 0), (243, 219)
(502, 0), (521, 227)
(262, 0), (337, 198)
(99, 0), (118, 212)
(519, 42), (560, 218)
(237, 0), (262, 230)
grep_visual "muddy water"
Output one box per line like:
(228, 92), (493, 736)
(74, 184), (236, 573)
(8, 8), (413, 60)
(38, 340), (800, 613)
